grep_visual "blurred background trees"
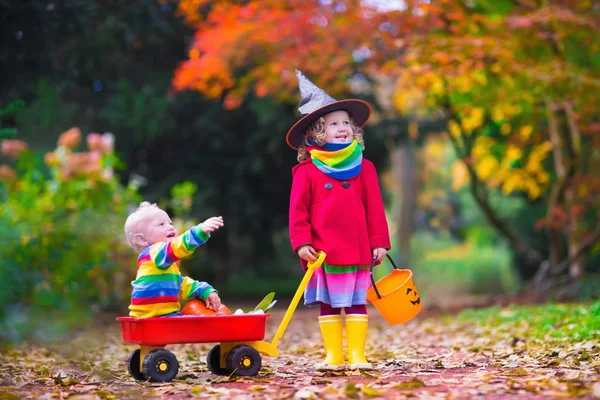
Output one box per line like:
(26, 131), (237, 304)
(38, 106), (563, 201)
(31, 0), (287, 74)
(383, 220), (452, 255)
(1, 0), (598, 341)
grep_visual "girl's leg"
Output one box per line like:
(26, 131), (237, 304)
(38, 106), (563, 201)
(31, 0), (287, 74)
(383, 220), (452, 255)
(344, 304), (366, 315)
(316, 302), (345, 370)
(320, 302), (343, 316)
(345, 304), (372, 369)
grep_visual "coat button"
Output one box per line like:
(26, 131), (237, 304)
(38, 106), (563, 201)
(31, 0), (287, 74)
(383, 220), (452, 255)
(342, 181), (350, 189)
(325, 183), (333, 191)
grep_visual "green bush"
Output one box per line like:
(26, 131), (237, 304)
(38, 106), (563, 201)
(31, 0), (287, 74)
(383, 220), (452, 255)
(0, 129), (139, 343)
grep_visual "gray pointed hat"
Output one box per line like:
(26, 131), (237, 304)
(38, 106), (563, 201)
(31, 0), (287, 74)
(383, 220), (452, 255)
(286, 70), (372, 150)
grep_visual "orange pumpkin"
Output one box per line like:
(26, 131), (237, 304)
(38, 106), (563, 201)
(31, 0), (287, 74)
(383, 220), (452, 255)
(181, 299), (233, 316)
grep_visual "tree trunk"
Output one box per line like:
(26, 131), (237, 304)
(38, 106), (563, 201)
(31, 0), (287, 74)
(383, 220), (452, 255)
(391, 141), (417, 266)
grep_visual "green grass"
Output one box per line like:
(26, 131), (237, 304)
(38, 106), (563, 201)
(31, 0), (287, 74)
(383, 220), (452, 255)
(380, 231), (519, 300)
(455, 300), (600, 343)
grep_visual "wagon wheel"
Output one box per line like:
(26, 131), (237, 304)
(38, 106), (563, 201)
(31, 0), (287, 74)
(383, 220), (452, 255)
(126, 349), (146, 381)
(207, 345), (228, 375)
(226, 345), (262, 376)
(142, 349), (179, 382)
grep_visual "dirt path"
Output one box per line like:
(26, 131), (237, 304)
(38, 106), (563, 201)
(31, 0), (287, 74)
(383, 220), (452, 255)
(1, 307), (598, 399)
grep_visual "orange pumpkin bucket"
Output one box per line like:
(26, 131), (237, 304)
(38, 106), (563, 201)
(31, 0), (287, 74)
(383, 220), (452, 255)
(366, 255), (422, 325)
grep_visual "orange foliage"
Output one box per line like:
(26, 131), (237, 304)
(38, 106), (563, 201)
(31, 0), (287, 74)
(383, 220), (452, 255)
(173, 0), (423, 103)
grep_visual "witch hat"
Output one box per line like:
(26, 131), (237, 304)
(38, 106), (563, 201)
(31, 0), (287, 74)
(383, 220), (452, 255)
(286, 70), (372, 150)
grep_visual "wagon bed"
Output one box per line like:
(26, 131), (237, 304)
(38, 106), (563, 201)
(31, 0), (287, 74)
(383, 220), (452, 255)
(117, 314), (269, 346)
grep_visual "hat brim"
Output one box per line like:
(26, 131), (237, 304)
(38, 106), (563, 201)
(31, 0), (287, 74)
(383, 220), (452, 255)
(286, 99), (372, 150)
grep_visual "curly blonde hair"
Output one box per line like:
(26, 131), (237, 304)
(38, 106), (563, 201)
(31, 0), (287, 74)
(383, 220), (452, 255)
(297, 115), (365, 162)
(124, 201), (159, 251)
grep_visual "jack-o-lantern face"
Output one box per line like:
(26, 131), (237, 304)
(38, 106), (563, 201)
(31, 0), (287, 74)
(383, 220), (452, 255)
(407, 287), (420, 305)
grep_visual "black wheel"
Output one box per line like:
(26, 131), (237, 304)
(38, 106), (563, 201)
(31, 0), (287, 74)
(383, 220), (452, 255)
(127, 349), (146, 381)
(142, 349), (179, 382)
(226, 345), (262, 376)
(207, 345), (229, 375)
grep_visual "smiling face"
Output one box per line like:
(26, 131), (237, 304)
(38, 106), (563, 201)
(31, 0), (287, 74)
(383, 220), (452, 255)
(323, 110), (353, 144)
(135, 208), (177, 248)
(406, 286), (421, 306)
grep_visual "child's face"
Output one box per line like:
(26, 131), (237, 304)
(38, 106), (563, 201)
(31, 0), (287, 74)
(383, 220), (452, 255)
(323, 110), (353, 144)
(137, 208), (177, 247)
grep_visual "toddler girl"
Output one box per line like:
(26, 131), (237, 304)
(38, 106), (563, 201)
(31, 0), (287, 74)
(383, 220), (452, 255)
(287, 71), (391, 370)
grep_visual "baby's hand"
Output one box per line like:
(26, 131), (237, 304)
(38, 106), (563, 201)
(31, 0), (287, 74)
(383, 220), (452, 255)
(205, 292), (221, 311)
(200, 216), (224, 234)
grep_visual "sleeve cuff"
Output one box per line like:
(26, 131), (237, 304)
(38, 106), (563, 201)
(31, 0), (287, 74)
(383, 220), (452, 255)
(291, 231), (312, 252)
(369, 234), (391, 250)
(196, 286), (216, 301)
(192, 224), (211, 242)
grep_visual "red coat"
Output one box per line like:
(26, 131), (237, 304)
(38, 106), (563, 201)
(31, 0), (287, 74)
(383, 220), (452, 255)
(289, 158), (391, 267)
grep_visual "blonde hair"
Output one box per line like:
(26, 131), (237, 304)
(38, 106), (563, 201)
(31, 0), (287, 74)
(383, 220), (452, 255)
(124, 201), (159, 251)
(297, 115), (365, 162)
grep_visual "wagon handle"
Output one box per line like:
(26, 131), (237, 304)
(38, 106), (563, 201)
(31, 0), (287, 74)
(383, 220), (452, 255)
(271, 251), (326, 349)
(369, 254), (398, 300)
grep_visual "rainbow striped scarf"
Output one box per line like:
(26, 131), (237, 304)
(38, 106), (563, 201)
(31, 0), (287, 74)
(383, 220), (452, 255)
(308, 140), (362, 180)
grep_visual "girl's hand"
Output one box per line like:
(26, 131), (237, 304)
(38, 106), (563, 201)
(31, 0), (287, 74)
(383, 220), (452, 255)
(200, 216), (224, 234)
(297, 244), (318, 262)
(205, 292), (221, 311)
(372, 247), (387, 263)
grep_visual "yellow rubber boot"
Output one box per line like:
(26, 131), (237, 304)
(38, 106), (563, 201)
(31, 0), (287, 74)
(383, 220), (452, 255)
(346, 314), (372, 370)
(316, 315), (345, 371)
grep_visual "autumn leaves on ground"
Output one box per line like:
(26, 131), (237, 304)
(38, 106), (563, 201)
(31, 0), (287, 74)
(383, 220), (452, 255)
(1, 301), (598, 399)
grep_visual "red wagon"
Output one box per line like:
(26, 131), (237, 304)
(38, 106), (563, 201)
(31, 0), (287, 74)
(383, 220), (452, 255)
(118, 252), (326, 382)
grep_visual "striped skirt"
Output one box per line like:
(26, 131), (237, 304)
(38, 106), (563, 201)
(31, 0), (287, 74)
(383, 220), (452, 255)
(304, 263), (370, 308)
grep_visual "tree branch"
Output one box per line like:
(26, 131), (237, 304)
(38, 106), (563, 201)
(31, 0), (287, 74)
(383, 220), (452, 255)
(445, 115), (543, 266)
(553, 223), (600, 275)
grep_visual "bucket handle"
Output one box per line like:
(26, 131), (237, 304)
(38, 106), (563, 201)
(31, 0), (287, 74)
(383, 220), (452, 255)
(369, 254), (399, 300)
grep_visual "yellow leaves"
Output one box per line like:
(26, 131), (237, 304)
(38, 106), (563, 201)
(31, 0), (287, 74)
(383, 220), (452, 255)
(461, 107), (485, 134)
(393, 87), (423, 114)
(473, 136), (495, 157)
(524, 141), (552, 176)
(448, 120), (461, 139)
(361, 386), (384, 397)
(469, 136), (551, 199)
(472, 71), (487, 86)
(393, 378), (426, 389)
(417, 71), (445, 95)
(453, 75), (473, 93)
(476, 156), (499, 180)
(500, 123), (512, 135)
(393, 70), (444, 114)
(506, 145), (522, 163)
(343, 382), (386, 398)
(503, 368), (530, 377)
(501, 172), (526, 195)
(520, 125), (534, 140)
(491, 107), (504, 123)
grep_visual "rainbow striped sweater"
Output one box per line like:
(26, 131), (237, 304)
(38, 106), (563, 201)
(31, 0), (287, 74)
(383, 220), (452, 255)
(128, 225), (216, 318)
